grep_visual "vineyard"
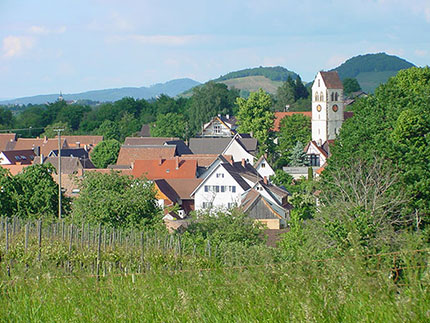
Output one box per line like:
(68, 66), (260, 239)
(1, 217), (430, 321)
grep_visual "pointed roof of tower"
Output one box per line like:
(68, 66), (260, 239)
(320, 71), (343, 89)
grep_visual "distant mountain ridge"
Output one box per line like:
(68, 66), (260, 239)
(331, 52), (415, 93)
(0, 78), (200, 105)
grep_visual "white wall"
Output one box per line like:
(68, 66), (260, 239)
(194, 164), (244, 211)
(223, 139), (255, 165)
(255, 158), (275, 180)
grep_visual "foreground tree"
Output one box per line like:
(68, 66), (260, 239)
(90, 139), (121, 168)
(324, 67), (430, 227)
(72, 171), (161, 228)
(236, 89), (275, 155)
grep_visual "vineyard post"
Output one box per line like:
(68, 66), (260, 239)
(5, 217), (9, 253)
(97, 224), (102, 281)
(37, 219), (42, 262)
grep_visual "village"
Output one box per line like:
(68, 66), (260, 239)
(0, 71), (349, 232)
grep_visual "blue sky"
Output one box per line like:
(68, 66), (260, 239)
(1, 0), (429, 99)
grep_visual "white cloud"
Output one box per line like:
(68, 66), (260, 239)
(415, 49), (428, 57)
(2, 36), (35, 58)
(29, 25), (67, 35)
(113, 34), (206, 46)
(325, 55), (348, 69)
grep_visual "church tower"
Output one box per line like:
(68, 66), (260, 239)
(311, 71), (344, 146)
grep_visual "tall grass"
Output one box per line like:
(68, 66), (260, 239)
(1, 257), (429, 322)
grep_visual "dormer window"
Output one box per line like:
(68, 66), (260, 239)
(214, 124), (222, 134)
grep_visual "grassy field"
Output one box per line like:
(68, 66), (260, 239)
(219, 76), (283, 95)
(1, 258), (429, 322)
(1, 218), (430, 321)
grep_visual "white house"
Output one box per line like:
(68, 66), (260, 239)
(189, 135), (258, 165)
(254, 155), (275, 180)
(191, 160), (254, 211)
(200, 115), (237, 137)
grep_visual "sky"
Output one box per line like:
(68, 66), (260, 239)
(1, 0), (429, 99)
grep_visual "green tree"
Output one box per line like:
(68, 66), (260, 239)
(185, 209), (264, 247)
(275, 76), (296, 110)
(0, 168), (20, 216)
(277, 114), (311, 167)
(14, 164), (69, 219)
(294, 75), (309, 100)
(188, 82), (239, 135)
(236, 88), (275, 155)
(42, 121), (72, 138)
(343, 78), (362, 96)
(90, 139), (121, 168)
(270, 169), (293, 187)
(150, 113), (189, 140)
(118, 112), (140, 141)
(96, 120), (120, 141)
(72, 171), (161, 228)
(289, 141), (307, 166)
(323, 67), (430, 227)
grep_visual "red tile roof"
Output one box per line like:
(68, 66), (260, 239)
(0, 133), (16, 151)
(0, 164), (30, 175)
(320, 71), (343, 89)
(59, 135), (103, 148)
(164, 178), (203, 199)
(13, 138), (69, 156)
(132, 158), (197, 180)
(273, 112), (312, 131)
(116, 145), (176, 166)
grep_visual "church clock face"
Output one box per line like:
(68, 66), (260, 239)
(316, 105), (322, 112)
(332, 104), (338, 112)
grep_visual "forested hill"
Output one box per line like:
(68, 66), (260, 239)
(331, 53), (415, 93)
(214, 66), (298, 82)
(0, 78), (200, 105)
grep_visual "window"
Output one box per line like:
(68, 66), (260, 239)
(315, 92), (319, 101)
(320, 92), (324, 101)
(213, 185), (220, 193)
(204, 185), (209, 192)
(214, 124), (222, 134)
(227, 202), (235, 209)
(221, 186), (226, 192)
(261, 162), (266, 168)
(309, 154), (320, 167)
(216, 173), (224, 178)
(202, 202), (213, 209)
(318, 79), (320, 87)
(335, 92), (338, 101)
(331, 93), (334, 101)
(229, 186), (236, 193)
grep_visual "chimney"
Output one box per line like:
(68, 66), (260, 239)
(159, 158), (163, 166)
(229, 157), (234, 165)
(43, 136), (48, 143)
(263, 176), (268, 185)
(226, 114), (230, 120)
(40, 153), (44, 164)
(76, 141), (80, 148)
(33, 146), (40, 156)
(241, 158), (246, 167)
(175, 156), (179, 170)
(16, 161), (22, 166)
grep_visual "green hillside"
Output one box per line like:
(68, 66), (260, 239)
(331, 53), (415, 93)
(215, 66), (298, 82)
(220, 75), (283, 95)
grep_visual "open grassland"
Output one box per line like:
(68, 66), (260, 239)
(1, 258), (430, 322)
(219, 76), (283, 94)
